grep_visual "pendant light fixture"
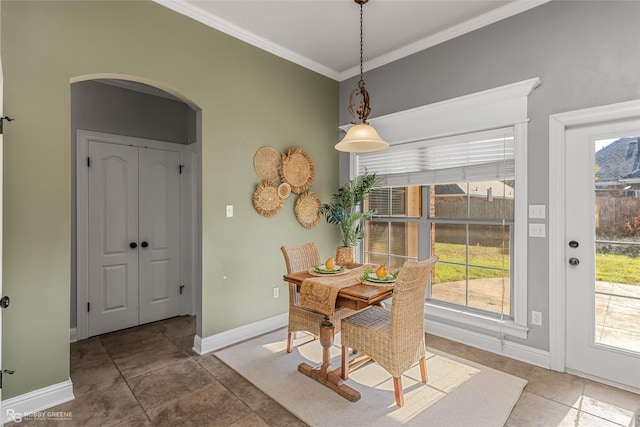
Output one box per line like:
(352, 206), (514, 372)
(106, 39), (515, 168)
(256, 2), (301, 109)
(335, 0), (389, 153)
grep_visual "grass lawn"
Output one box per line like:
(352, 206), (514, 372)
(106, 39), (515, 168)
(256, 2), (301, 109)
(433, 242), (509, 283)
(433, 243), (640, 286)
(596, 253), (640, 285)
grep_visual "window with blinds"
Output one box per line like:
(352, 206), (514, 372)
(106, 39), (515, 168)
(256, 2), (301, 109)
(349, 78), (539, 335)
(358, 127), (515, 319)
(367, 187), (419, 217)
(363, 186), (421, 268)
(356, 127), (515, 187)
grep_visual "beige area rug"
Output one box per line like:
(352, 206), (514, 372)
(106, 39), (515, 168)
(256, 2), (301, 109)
(216, 329), (527, 427)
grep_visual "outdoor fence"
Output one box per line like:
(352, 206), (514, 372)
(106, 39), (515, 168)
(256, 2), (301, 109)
(434, 197), (513, 247)
(596, 196), (640, 239)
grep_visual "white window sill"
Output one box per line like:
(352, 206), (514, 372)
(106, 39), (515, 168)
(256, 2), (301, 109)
(425, 302), (529, 339)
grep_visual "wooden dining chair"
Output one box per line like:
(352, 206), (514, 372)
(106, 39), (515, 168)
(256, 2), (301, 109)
(281, 242), (357, 353)
(340, 255), (439, 407)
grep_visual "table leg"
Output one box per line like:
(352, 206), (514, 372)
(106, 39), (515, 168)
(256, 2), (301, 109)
(297, 316), (361, 402)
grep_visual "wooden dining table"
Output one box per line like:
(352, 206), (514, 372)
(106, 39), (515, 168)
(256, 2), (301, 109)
(283, 264), (393, 402)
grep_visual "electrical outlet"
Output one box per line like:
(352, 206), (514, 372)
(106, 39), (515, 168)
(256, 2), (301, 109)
(273, 287), (279, 299)
(532, 311), (543, 326)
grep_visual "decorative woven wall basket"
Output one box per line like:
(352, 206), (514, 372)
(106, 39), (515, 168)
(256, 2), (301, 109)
(280, 147), (315, 194)
(253, 146), (282, 182)
(294, 191), (321, 228)
(253, 180), (283, 217)
(278, 182), (291, 199)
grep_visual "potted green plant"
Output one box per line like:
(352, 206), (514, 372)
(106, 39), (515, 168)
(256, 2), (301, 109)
(320, 172), (381, 265)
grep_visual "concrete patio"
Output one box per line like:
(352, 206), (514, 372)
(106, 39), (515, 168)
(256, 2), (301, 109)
(596, 281), (640, 352)
(432, 278), (640, 353)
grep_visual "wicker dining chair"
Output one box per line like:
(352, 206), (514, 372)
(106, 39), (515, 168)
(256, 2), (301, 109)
(281, 242), (357, 353)
(340, 255), (439, 407)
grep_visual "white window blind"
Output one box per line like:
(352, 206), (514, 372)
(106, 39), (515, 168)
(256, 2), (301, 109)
(356, 127), (515, 187)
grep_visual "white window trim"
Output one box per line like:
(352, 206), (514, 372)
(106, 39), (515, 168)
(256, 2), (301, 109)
(425, 302), (530, 339)
(347, 77), (540, 338)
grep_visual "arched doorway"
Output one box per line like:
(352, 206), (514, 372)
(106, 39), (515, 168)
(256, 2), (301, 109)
(70, 75), (202, 341)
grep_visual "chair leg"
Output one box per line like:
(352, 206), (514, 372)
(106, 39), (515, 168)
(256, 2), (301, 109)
(341, 345), (349, 380)
(419, 356), (428, 383)
(393, 376), (404, 407)
(287, 332), (293, 353)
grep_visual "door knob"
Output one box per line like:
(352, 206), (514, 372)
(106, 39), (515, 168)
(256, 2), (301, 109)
(568, 257), (580, 266)
(130, 242), (137, 249)
(141, 241), (149, 248)
(0, 296), (9, 309)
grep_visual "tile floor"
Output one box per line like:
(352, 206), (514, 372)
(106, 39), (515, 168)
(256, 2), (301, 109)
(9, 315), (639, 426)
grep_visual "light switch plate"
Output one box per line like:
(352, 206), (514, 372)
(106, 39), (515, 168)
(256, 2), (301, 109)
(225, 205), (233, 218)
(529, 205), (546, 219)
(529, 223), (545, 238)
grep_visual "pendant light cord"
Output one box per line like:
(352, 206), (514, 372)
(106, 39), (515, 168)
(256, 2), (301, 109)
(346, 0), (373, 126)
(335, 0), (389, 152)
(359, 3), (364, 82)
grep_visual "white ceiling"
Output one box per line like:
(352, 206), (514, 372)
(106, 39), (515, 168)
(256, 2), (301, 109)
(153, 0), (550, 81)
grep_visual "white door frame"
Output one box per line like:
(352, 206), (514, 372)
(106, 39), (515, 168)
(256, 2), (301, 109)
(0, 53), (5, 411)
(548, 99), (640, 373)
(76, 130), (199, 340)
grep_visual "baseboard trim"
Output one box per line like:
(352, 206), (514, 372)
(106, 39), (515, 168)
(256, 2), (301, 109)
(192, 313), (550, 369)
(426, 319), (551, 369)
(193, 334), (203, 355)
(1, 379), (75, 424)
(69, 327), (78, 343)
(195, 313), (288, 356)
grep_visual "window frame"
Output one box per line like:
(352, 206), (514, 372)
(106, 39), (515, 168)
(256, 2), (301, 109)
(364, 186), (424, 267)
(346, 78), (539, 339)
(425, 183), (515, 319)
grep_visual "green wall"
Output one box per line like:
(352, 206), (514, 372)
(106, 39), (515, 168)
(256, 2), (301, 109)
(1, 0), (339, 399)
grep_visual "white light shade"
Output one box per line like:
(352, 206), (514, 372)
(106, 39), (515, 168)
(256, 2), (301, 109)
(335, 123), (389, 153)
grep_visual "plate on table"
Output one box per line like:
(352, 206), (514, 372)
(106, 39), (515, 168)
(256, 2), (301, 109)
(309, 265), (348, 276)
(359, 268), (398, 285)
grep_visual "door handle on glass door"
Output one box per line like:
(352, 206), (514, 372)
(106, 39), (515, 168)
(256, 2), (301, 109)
(568, 257), (580, 266)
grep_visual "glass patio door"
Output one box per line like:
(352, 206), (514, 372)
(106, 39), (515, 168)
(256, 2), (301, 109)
(565, 118), (640, 390)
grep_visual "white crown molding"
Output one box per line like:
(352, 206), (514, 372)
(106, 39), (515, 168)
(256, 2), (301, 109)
(152, 0), (340, 80)
(337, 0), (552, 80)
(153, 0), (551, 82)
